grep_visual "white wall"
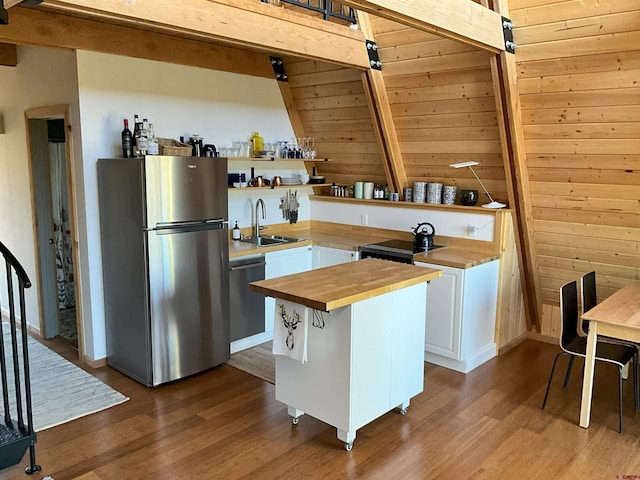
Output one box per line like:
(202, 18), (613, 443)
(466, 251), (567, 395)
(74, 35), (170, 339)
(311, 201), (497, 242)
(0, 46), (80, 330)
(75, 51), (296, 360)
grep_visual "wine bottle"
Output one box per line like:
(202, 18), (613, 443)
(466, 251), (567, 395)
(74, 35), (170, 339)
(132, 114), (141, 156)
(121, 118), (133, 158)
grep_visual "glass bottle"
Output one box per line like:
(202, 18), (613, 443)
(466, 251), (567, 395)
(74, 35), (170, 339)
(121, 118), (133, 158)
(146, 123), (158, 155)
(136, 118), (149, 157)
(132, 114), (141, 156)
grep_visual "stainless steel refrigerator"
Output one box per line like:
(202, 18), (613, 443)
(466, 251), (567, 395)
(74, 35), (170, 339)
(98, 155), (229, 386)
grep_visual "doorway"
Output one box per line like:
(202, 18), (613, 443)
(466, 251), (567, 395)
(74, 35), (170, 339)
(26, 105), (83, 361)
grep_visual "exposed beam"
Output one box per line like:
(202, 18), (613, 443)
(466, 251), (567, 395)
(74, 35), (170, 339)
(0, 7), (275, 78)
(489, 0), (541, 330)
(357, 11), (406, 194)
(342, 0), (505, 53)
(0, 42), (17, 65)
(37, 0), (370, 69)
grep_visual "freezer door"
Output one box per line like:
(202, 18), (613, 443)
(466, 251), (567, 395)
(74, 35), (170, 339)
(144, 155), (228, 227)
(147, 225), (230, 386)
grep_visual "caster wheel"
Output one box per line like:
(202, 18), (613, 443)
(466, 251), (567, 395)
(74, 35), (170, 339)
(345, 442), (353, 452)
(399, 408), (407, 416)
(292, 417), (299, 425)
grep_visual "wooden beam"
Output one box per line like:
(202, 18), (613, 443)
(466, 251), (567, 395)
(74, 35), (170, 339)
(276, 77), (306, 138)
(0, 42), (17, 65)
(342, 0), (505, 53)
(357, 11), (406, 194)
(3, 1), (23, 8)
(0, 7), (274, 78)
(489, 0), (542, 331)
(38, 0), (370, 69)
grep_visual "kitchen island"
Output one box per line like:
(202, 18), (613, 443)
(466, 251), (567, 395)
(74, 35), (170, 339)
(250, 258), (442, 450)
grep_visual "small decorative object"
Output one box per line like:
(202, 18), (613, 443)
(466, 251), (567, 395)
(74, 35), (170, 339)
(442, 185), (456, 205)
(413, 182), (426, 203)
(427, 182), (442, 204)
(403, 187), (413, 202)
(354, 181), (364, 199)
(460, 189), (478, 206)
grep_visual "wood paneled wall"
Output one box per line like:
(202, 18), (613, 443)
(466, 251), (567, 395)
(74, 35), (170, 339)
(371, 17), (508, 204)
(283, 57), (388, 186)
(509, 0), (640, 336)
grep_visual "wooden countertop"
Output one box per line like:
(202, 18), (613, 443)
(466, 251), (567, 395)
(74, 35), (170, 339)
(413, 247), (499, 269)
(250, 258), (443, 311)
(229, 229), (498, 268)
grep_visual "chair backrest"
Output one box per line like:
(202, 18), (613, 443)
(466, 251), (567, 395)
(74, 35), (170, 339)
(580, 271), (597, 335)
(560, 280), (581, 351)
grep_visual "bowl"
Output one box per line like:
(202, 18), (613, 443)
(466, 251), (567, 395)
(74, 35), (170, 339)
(309, 176), (325, 184)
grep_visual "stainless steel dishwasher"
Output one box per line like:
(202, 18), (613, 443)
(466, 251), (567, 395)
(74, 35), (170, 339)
(229, 255), (266, 342)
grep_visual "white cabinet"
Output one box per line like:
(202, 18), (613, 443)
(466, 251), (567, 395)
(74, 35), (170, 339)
(414, 260), (499, 373)
(312, 246), (358, 269)
(265, 246), (313, 332)
(275, 282), (427, 450)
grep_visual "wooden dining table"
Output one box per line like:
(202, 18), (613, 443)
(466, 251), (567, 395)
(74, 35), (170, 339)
(580, 284), (640, 428)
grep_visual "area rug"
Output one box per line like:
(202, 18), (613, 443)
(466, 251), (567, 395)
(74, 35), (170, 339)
(226, 341), (275, 384)
(1, 325), (129, 431)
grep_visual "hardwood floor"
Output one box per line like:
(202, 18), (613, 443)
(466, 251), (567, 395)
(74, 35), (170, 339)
(1, 338), (638, 479)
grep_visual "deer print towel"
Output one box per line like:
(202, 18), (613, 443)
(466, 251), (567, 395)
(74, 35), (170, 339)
(272, 300), (308, 363)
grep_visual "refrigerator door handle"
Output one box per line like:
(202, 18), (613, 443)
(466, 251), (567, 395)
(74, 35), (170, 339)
(148, 219), (228, 234)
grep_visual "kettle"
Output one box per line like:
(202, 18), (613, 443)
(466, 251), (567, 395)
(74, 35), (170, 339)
(412, 222), (435, 252)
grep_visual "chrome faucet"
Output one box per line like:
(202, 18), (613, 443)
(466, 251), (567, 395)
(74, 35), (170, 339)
(255, 198), (266, 238)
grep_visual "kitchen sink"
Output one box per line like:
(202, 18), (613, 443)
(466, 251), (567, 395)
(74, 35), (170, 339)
(239, 235), (302, 246)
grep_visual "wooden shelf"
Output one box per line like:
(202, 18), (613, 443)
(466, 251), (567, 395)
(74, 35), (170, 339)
(226, 157), (331, 162)
(228, 183), (331, 191)
(310, 195), (509, 213)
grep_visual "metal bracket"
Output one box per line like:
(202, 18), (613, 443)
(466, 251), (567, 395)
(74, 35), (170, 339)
(502, 16), (516, 53)
(365, 40), (381, 70)
(269, 56), (288, 82)
(1, 0), (43, 25)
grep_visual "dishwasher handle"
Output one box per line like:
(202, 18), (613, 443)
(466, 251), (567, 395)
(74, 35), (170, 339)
(229, 258), (266, 271)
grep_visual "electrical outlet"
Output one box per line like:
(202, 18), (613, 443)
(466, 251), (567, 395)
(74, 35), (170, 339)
(361, 213), (368, 225)
(468, 224), (477, 238)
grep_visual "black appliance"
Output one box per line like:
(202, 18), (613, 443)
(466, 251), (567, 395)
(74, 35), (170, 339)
(358, 239), (445, 264)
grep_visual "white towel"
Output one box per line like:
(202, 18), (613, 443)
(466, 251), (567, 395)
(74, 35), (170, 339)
(272, 300), (308, 363)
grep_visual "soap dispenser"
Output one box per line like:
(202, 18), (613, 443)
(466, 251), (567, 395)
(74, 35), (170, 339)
(232, 221), (241, 241)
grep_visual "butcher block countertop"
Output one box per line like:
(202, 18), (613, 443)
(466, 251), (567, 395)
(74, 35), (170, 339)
(250, 258), (443, 311)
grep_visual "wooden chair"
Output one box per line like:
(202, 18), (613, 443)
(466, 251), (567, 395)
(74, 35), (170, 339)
(578, 270), (597, 337)
(541, 280), (639, 433)
(0, 241), (40, 474)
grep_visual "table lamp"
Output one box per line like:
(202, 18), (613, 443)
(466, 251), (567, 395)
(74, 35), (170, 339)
(449, 161), (506, 209)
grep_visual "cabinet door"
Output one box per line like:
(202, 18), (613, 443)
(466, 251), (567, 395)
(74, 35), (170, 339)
(265, 246), (313, 332)
(415, 263), (463, 360)
(312, 246), (358, 269)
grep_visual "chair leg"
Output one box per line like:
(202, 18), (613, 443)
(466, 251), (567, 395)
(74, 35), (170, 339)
(618, 365), (623, 434)
(563, 355), (576, 390)
(542, 352), (566, 409)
